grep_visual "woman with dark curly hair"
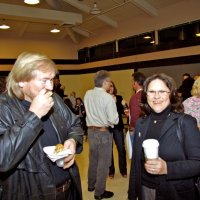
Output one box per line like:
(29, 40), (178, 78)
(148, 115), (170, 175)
(128, 73), (200, 200)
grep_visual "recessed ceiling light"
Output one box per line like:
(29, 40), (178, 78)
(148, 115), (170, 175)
(50, 28), (60, 33)
(0, 24), (10, 29)
(150, 40), (155, 44)
(24, 0), (40, 5)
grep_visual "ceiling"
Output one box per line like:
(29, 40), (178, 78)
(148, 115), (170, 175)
(0, 0), (185, 44)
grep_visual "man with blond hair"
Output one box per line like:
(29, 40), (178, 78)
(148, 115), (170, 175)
(0, 52), (83, 200)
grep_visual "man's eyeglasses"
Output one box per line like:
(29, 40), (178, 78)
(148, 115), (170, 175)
(147, 90), (170, 97)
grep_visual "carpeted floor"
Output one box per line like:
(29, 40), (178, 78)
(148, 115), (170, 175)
(76, 138), (131, 200)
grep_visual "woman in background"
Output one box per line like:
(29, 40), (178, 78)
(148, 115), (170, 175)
(128, 73), (200, 200)
(64, 98), (76, 114)
(183, 77), (200, 130)
(108, 81), (127, 178)
(74, 97), (87, 140)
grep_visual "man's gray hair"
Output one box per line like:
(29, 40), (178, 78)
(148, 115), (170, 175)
(94, 70), (110, 87)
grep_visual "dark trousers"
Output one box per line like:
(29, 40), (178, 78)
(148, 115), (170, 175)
(109, 128), (127, 175)
(88, 130), (112, 196)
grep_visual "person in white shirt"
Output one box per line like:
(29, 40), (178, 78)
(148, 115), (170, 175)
(84, 70), (119, 200)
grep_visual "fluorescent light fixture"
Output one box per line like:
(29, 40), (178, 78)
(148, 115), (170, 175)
(0, 24), (10, 29)
(24, 0), (40, 5)
(50, 28), (60, 33)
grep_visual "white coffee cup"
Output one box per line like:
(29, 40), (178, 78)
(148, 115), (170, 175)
(142, 139), (159, 160)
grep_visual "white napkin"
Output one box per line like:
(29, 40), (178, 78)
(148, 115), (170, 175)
(43, 146), (72, 162)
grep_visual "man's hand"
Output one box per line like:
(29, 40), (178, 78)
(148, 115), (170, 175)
(29, 89), (54, 118)
(63, 139), (76, 169)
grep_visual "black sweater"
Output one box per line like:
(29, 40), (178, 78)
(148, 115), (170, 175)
(142, 106), (171, 188)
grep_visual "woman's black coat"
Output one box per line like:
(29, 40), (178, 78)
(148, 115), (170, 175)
(128, 112), (200, 200)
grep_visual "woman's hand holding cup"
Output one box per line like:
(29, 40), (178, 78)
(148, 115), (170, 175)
(142, 139), (167, 175)
(144, 157), (167, 175)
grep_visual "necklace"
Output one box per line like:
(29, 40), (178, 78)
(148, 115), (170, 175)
(153, 119), (162, 124)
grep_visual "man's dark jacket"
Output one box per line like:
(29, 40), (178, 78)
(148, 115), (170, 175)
(0, 92), (83, 200)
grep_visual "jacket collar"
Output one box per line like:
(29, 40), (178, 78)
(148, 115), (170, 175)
(158, 112), (179, 140)
(139, 111), (180, 141)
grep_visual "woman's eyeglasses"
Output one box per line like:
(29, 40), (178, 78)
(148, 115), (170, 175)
(147, 90), (170, 97)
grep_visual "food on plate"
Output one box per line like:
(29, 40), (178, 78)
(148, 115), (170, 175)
(54, 144), (64, 154)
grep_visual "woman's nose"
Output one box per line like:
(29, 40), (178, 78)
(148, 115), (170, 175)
(154, 91), (160, 98)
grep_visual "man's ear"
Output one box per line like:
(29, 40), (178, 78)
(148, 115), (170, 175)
(18, 82), (25, 87)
